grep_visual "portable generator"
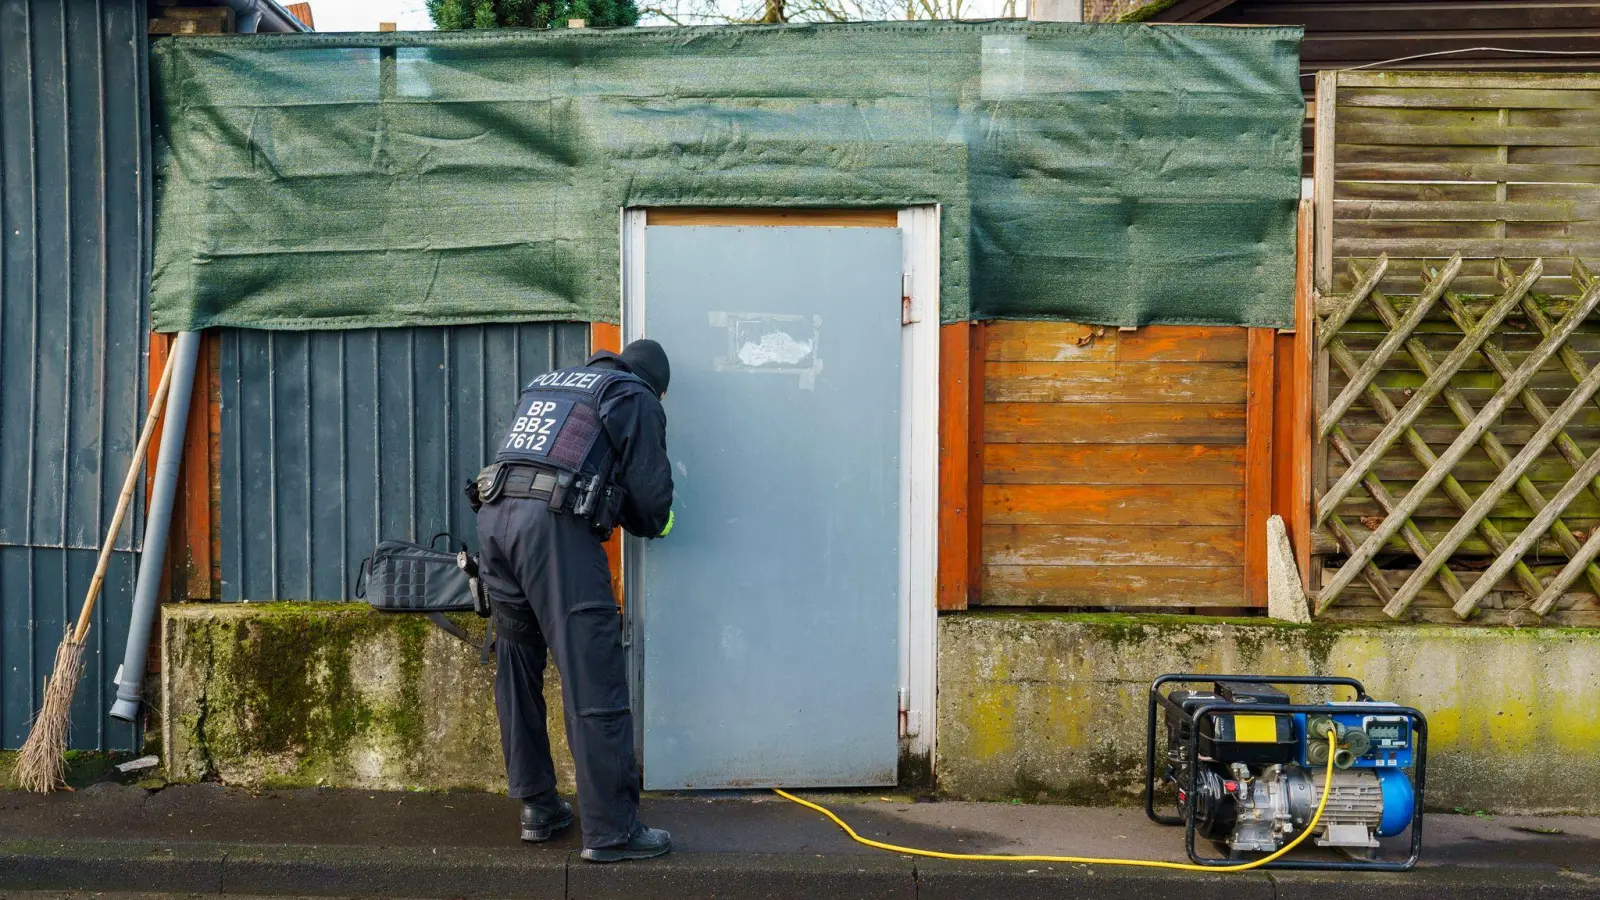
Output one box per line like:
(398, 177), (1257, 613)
(1144, 674), (1427, 871)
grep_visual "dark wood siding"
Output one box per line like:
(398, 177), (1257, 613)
(1203, 1), (1600, 71)
(1137, 0), (1600, 173)
(1204, 1), (1600, 73)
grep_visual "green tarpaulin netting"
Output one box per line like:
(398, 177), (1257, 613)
(149, 22), (1303, 331)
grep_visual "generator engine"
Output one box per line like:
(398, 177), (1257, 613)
(1146, 676), (1425, 869)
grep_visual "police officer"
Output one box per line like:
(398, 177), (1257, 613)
(473, 339), (674, 862)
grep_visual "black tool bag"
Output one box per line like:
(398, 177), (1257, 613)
(356, 533), (474, 612)
(356, 533), (494, 661)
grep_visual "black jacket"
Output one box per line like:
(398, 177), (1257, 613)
(588, 351), (674, 538)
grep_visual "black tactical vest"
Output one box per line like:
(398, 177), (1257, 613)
(493, 365), (649, 484)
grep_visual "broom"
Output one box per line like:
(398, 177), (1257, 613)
(15, 348), (181, 792)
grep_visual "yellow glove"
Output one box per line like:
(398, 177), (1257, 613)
(659, 510), (674, 538)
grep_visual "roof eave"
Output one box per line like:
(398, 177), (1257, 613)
(257, 0), (312, 32)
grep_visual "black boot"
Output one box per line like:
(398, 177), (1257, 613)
(520, 790), (573, 843)
(580, 823), (672, 863)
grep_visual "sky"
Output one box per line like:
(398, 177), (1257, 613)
(303, 0), (1020, 31)
(309, 0), (436, 31)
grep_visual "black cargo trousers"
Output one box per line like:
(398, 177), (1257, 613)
(477, 494), (638, 849)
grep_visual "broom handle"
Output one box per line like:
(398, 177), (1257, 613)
(71, 347), (181, 644)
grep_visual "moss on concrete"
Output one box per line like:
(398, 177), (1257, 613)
(898, 746), (934, 793)
(939, 612), (1600, 815)
(162, 602), (574, 793)
(958, 611), (1356, 673)
(160, 604), (1600, 812)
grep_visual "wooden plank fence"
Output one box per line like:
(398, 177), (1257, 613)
(975, 322), (1258, 610)
(1322, 71), (1600, 298)
(1311, 70), (1600, 626)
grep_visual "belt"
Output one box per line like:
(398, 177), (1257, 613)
(478, 462), (561, 503)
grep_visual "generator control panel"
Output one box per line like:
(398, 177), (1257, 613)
(1294, 702), (1414, 770)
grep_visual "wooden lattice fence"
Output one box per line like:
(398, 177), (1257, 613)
(1314, 256), (1600, 625)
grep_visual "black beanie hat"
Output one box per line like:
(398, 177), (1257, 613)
(622, 339), (671, 397)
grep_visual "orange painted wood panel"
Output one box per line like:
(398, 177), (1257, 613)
(592, 322), (621, 355)
(135, 332), (210, 669)
(592, 322), (624, 601)
(645, 208), (899, 227)
(984, 484), (1244, 527)
(975, 322), (1253, 609)
(938, 322), (973, 611)
(1243, 327), (1276, 607)
(1117, 326), (1250, 363)
(984, 402), (1245, 444)
(981, 565), (1245, 607)
(967, 322), (987, 605)
(147, 332), (219, 602)
(984, 444), (1245, 486)
(984, 322), (1248, 363)
(984, 322), (1116, 362)
(983, 524), (1245, 568)
(182, 332), (216, 599)
(144, 333), (174, 614)
(146, 333), (171, 509)
(985, 361), (1248, 404)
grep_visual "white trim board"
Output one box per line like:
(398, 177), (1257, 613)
(897, 205), (939, 771)
(618, 206), (941, 781)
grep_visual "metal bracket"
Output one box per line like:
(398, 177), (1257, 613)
(901, 274), (918, 325)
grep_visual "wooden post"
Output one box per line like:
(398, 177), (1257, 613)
(146, 334), (173, 513)
(378, 21), (397, 31)
(1312, 71), (1337, 295)
(937, 323), (972, 611)
(181, 332), (216, 599)
(1288, 199), (1315, 591)
(1273, 197), (1312, 589)
(1244, 328), (1276, 607)
(147, 332), (219, 603)
(1308, 74), (1337, 604)
(967, 321), (986, 606)
(145, 334), (175, 620)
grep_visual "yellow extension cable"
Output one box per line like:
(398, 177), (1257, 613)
(775, 730), (1339, 873)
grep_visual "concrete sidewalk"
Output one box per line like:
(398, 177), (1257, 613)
(2, 783), (1599, 898)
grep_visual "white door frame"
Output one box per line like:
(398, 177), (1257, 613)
(618, 206), (941, 778)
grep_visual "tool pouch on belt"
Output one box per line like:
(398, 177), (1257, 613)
(475, 462), (511, 504)
(591, 484), (625, 535)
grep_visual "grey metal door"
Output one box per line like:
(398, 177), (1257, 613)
(637, 225), (902, 789)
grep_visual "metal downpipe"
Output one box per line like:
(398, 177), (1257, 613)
(223, 0), (263, 33)
(110, 331), (201, 723)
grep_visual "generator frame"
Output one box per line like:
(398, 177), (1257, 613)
(1143, 674), (1429, 871)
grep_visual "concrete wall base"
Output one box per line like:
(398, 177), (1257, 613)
(162, 604), (1600, 814)
(161, 603), (575, 792)
(939, 613), (1600, 815)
